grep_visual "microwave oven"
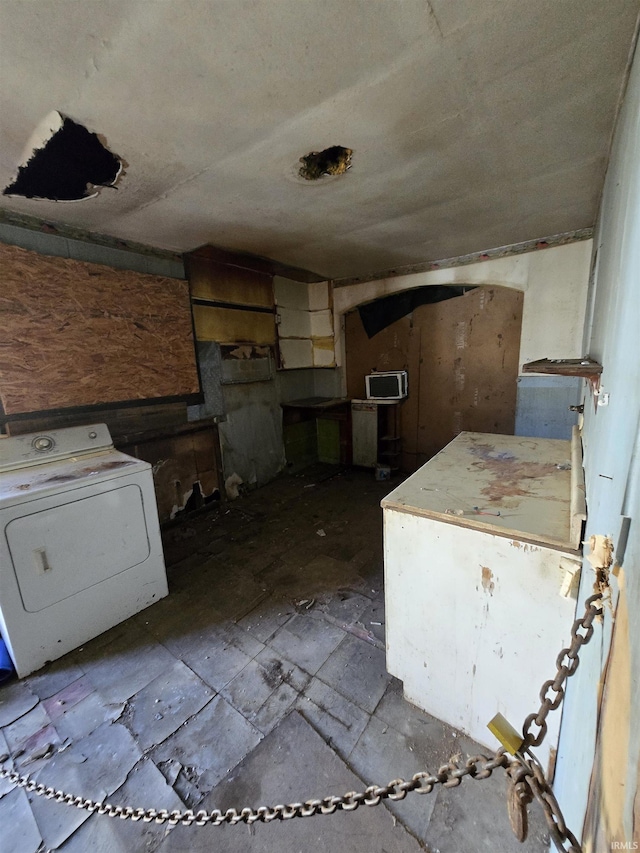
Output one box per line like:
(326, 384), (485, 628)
(365, 371), (408, 400)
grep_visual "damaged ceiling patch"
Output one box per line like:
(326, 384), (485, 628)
(3, 110), (122, 201)
(299, 146), (352, 181)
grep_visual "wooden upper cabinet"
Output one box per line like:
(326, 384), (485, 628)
(187, 255), (274, 309)
(185, 250), (276, 346)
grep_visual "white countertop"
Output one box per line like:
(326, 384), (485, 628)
(381, 431), (580, 551)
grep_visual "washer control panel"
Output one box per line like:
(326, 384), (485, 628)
(33, 436), (55, 453)
(0, 424), (113, 472)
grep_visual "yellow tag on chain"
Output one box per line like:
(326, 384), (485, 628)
(487, 713), (524, 754)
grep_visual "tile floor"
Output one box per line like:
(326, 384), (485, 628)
(1, 466), (550, 852)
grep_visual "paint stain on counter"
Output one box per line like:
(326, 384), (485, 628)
(468, 441), (558, 502)
(481, 566), (495, 594)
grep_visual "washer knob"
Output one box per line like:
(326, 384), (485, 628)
(89, 431), (97, 439)
(33, 436), (54, 452)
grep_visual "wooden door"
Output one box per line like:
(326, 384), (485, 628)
(345, 286), (523, 472)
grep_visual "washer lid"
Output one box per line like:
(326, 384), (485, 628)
(0, 448), (150, 509)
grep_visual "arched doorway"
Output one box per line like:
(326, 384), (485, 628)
(345, 285), (524, 471)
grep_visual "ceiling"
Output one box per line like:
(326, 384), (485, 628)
(0, 0), (638, 280)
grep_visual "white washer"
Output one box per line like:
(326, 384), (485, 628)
(0, 423), (168, 677)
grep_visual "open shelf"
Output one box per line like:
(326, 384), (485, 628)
(522, 357), (603, 379)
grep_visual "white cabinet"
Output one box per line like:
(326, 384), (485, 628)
(351, 400), (402, 470)
(382, 431), (585, 770)
(351, 401), (378, 467)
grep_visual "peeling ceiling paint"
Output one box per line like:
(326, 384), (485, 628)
(0, 0), (638, 279)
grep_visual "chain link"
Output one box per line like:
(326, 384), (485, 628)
(0, 592), (603, 850)
(526, 759), (582, 853)
(516, 592), (603, 853)
(506, 763), (534, 842)
(0, 753), (510, 826)
(522, 593), (603, 750)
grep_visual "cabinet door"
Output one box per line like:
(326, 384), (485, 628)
(352, 402), (378, 467)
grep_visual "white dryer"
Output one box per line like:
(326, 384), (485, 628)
(0, 423), (168, 677)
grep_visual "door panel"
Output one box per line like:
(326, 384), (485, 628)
(6, 484), (150, 612)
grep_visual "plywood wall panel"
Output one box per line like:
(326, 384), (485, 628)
(0, 243), (199, 415)
(125, 428), (220, 522)
(344, 286), (523, 472)
(401, 324), (422, 468)
(414, 287), (523, 460)
(345, 312), (411, 399)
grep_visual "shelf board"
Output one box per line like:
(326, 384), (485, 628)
(522, 357), (602, 378)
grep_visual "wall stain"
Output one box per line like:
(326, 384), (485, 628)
(481, 566), (495, 595)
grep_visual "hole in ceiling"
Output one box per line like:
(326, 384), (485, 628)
(298, 146), (352, 181)
(3, 111), (122, 202)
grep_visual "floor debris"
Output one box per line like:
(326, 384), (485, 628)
(0, 467), (549, 853)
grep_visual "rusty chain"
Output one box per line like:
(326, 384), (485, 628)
(512, 591), (603, 853)
(0, 592), (603, 851)
(0, 753), (511, 825)
(522, 592), (603, 751)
